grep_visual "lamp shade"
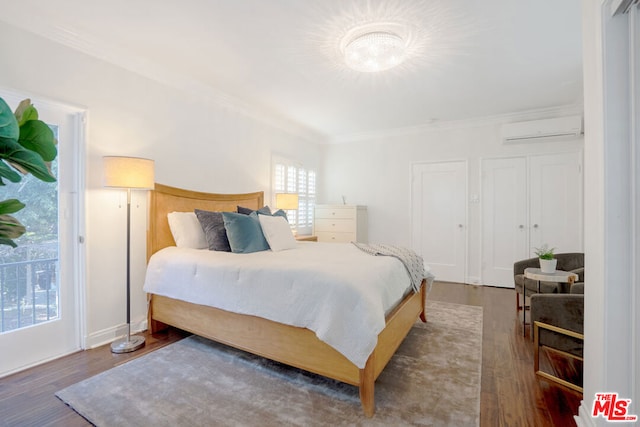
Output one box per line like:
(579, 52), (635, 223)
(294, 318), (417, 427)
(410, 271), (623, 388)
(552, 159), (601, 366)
(275, 193), (299, 210)
(103, 156), (155, 189)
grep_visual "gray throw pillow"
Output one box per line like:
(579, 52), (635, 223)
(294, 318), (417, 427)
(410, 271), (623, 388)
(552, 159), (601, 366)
(237, 205), (271, 215)
(272, 209), (288, 221)
(194, 209), (231, 252)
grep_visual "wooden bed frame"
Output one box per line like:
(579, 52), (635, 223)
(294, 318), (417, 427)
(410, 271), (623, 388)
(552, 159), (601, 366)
(146, 183), (427, 417)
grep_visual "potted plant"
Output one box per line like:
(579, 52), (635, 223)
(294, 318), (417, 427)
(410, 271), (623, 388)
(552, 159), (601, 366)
(535, 244), (557, 273)
(0, 97), (57, 247)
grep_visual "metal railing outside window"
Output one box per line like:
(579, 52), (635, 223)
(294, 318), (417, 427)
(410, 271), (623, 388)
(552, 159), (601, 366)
(0, 257), (59, 333)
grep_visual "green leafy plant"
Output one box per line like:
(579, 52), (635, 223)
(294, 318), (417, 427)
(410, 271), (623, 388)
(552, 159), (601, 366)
(0, 97), (57, 248)
(534, 244), (555, 260)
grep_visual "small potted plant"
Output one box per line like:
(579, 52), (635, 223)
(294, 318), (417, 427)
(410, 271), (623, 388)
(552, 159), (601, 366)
(535, 244), (557, 273)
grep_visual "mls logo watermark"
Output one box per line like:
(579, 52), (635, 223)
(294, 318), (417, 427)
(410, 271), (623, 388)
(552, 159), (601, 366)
(592, 393), (638, 422)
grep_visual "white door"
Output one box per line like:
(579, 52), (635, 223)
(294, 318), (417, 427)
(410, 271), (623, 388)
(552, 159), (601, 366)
(481, 157), (528, 287)
(0, 94), (83, 377)
(411, 161), (467, 283)
(529, 152), (583, 254)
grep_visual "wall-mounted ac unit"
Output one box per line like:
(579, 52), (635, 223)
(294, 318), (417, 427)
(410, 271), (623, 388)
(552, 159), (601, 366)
(501, 115), (583, 143)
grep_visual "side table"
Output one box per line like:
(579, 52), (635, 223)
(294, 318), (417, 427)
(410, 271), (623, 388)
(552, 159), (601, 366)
(522, 267), (578, 337)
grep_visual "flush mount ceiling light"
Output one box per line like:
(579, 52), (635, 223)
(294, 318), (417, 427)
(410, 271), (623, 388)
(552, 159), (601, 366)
(340, 23), (409, 73)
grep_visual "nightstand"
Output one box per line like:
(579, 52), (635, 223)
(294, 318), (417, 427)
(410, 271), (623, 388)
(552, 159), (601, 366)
(295, 235), (318, 242)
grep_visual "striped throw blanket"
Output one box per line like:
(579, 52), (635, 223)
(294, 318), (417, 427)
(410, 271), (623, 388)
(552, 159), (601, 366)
(352, 243), (434, 293)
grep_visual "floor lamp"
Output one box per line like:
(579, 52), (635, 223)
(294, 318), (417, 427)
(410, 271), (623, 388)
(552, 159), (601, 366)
(103, 156), (155, 353)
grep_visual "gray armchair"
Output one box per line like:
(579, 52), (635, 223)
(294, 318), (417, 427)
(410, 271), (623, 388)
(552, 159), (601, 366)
(513, 252), (584, 311)
(530, 292), (584, 392)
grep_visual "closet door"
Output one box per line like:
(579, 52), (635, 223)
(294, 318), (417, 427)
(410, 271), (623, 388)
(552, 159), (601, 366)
(411, 161), (467, 283)
(529, 152), (583, 254)
(481, 152), (583, 288)
(481, 157), (528, 287)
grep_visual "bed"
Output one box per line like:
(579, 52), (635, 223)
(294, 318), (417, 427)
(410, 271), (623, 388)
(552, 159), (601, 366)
(145, 183), (428, 417)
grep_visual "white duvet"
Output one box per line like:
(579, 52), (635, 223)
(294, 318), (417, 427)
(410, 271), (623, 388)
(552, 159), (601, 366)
(143, 242), (414, 368)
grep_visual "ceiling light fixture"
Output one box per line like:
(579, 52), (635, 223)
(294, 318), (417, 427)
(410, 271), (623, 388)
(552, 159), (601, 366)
(341, 24), (408, 73)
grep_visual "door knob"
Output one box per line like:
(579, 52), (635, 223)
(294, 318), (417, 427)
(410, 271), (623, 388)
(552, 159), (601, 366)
(533, 224), (539, 228)
(519, 225), (525, 229)
(458, 224), (464, 228)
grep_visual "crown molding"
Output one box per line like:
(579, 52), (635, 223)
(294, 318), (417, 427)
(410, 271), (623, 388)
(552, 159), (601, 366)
(1, 18), (327, 145)
(330, 103), (584, 144)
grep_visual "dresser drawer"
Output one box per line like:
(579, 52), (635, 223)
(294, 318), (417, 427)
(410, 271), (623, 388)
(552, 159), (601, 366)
(316, 231), (356, 243)
(315, 207), (356, 220)
(313, 204), (367, 243)
(314, 218), (356, 232)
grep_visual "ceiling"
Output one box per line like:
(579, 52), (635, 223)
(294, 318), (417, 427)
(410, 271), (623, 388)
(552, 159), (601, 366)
(1, 0), (583, 142)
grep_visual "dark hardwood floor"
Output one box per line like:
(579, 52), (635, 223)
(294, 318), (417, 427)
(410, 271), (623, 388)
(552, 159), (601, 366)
(428, 282), (581, 427)
(0, 282), (581, 426)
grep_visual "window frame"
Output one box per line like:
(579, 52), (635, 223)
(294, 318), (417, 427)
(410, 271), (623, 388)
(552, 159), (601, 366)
(271, 155), (316, 236)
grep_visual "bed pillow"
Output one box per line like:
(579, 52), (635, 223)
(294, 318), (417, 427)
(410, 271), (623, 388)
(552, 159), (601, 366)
(258, 214), (297, 252)
(194, 209), (232, 252)
(222, 211), (270, 254)
(272, 209), (289, 222)
(237, 205), (271, 215)
(167, 212), (208, 249)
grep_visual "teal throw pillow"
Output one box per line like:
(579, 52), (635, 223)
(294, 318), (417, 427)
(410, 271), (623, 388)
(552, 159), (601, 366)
(222, 211), (270, 253)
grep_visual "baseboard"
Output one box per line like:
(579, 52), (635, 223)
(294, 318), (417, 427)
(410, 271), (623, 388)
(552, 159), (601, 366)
(574, 401), (596, 427)
(0, 347), (81, 379)
(85, 319), (148, 349)
(465, 276), (481, 285)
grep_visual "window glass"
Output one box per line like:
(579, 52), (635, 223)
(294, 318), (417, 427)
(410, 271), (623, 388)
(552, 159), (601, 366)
(272, 158), (316, 235)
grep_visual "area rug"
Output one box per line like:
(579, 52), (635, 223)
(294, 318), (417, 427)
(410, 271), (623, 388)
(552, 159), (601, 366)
(56, 300), (483, 426)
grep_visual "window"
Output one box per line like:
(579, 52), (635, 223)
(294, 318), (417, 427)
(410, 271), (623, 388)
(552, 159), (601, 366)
(273, 158), (316, 235)
(0, 92), (84, 377)
(0, 124), (59, 333)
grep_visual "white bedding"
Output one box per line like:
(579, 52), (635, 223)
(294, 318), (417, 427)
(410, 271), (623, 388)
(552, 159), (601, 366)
(143, 242), (415, 368)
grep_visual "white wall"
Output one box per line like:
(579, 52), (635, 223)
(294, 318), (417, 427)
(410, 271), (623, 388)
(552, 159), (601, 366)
(578, 1), (639, 425)
(0, 21), (323, 348)
(321, 117), (583, 283)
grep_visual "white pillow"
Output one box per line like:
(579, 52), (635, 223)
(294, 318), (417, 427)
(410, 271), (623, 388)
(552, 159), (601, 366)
(167, 212), (208, 249)
(258, 214), (297, 252)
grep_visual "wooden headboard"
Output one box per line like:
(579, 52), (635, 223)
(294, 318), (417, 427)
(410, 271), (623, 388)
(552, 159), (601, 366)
(147, 183), (264, 260)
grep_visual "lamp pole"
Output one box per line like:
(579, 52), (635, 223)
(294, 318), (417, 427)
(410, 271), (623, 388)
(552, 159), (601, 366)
(103, 156), (153, 353)
(111, 187), (145, 353)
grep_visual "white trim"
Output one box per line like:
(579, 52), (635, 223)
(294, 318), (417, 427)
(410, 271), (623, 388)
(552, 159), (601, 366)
(332, 104), (584, 144)
(629, 0), (640, 411)
(574, 401), (597, 427)
(85, 319), (148, 349)
(601, 0), (635, 402)
(611, 0), (639, 15)
(465, 276), (481, 285)
(0, 348), (80, 380)
(0, 86), (86, 114)
(75, 111), (88, 350)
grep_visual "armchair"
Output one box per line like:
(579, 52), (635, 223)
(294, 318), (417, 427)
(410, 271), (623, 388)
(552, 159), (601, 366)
(513, 252), (584, 311)
(530, 292), (584, 393)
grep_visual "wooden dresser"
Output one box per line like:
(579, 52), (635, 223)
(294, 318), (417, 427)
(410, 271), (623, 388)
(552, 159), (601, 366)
(313, 205), (368, 243)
